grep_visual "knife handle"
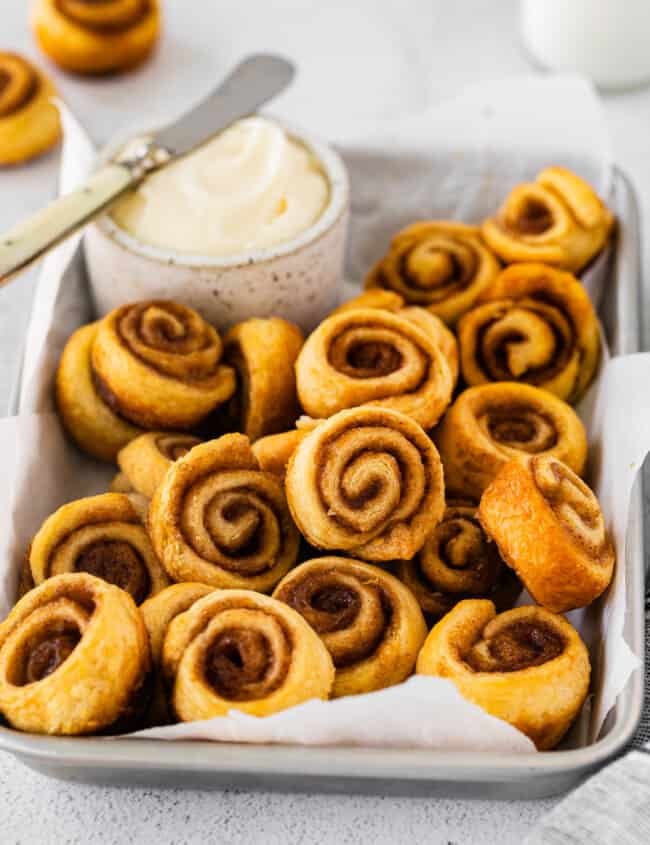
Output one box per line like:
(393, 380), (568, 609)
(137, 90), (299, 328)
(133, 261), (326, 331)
(0, 163), (138, 286)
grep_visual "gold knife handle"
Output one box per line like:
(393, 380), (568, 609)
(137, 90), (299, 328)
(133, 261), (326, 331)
(0, 140), (171, 286)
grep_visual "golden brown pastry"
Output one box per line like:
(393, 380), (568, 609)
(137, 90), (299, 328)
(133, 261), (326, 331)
(0, 51), (60, 166)
(162, 589), (334, 720)
(251, 429), (309, 480)
(396, 499), (521, 621)
(365, 221), (501, 325)
(285, 406), (445, 561)
(116, 431), (201, 499)
(479, 456), (615, 612)
(140, 582), (214, 724)
(219, 317), (304, 441)
(482, 167), (614, 272)
(29, 492), (169, 604)
(273, 557), (427, 697)
(91, 301), (235, 430)
(31, 0), (160, 75)
(333, 290), (459, 386)
(149, 433), (300, 591)
(0, 573), (151, 734)
(435, 382), (587, 499)
(296, 307), (454, 429)
(56, 322), (145, 462)
(416, 599), (590, 749)
(458, 263), (600, 403)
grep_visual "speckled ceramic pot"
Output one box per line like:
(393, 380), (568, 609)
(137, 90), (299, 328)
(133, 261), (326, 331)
(84, 125), (349, 332)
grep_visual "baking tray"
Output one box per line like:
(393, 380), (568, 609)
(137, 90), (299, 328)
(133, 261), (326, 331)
(0, 167), (644, 799)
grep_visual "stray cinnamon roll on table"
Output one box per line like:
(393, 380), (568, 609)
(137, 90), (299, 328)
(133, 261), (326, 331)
(435, 382), (587, 499)
(479, 456), (615, 612)
(458, 263), (600, 403)
(28, 492), (169, 604)
(396, 499), (521, 622)
(365, 221), (501, 326)
(31, 0), (161, 75)
(273, 557), (427, 697)
(296, 306), (454, 429)
(481, 166), (614, 272)
(161, 590), (334, 720)
(285, 406), (445, 561)
(0, 573), (151, 734)
(0, 51), (60, 166)
(148, 433), (300, 592)
(417, 600), (591, 749)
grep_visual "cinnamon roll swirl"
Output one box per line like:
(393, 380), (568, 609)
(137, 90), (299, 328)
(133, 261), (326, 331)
(416, 600), (591, 749)
(479, 456), (615, 612)
(162, 590), (334, 720)
(220, 317), (304, 441)
(0, 573), (151, 734)
(365, 221), (501, 325)
(140, 582), (214, 724)
(148, 434), (300, 591)
(56, 322), (145, 462)
(333, 291), (459, 386)
(117, 432), (202, 499)
(435, 382), (587, 499)
(32, 0), (160, 75)
(285, 407), (445, 561)
(396, 500), (521, 621)
(458, 263), (600, 403)
(91, 301), (235, 430)
(482, 167), (614, 272)
(273, 557), (427, 697)
(296, 307), (454, 429)
(29, 493), (169, 605)
(0, 52), (60, 166)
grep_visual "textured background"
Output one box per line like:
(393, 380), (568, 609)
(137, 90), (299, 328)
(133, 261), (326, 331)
(1, 1), (649, 842)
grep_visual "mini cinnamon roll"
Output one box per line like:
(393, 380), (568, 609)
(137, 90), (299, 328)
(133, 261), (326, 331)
(140, 582), (214, 724)
(219, 317), (304, 441)
(148, 434), (300, 592)
(31, 0), (160, 75)
(482, 167), (614, 272)
(29, 493), (169, 604)
(0, 573), (151, 734)
(479, 456), (615, 612)
(251, 429), (309, 480)
(0, 52), (60, 166)
(296, 307), (454, 429)
(273, 557), (427, 697)
(162, 590), (334, 720)
(333, 291), (459, 386)
(458, 263), (600, 403)
(56, 322), (145, 462)
(365, 221), (501, 325)
(91, 301), (235, 430)
(285, 407), (445, 561)
(416, 600), (590, 749)
(435, 382), (587, 499)
(117, 432), (201, 499)
(396, 500), (521, 621)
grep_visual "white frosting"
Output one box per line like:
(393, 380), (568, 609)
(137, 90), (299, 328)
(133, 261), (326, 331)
(110, 117), (329, 257)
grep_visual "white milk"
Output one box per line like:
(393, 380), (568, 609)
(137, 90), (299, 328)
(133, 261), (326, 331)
(520, 0), (650, 89)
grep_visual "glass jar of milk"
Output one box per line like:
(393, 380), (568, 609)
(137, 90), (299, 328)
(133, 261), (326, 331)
(520, 0), (650, 90)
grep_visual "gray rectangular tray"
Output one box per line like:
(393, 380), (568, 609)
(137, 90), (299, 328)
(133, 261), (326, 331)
(0, 167), (644, 798)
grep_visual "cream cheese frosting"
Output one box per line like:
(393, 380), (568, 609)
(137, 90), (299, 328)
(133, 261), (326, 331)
(110, 117), (329, 257)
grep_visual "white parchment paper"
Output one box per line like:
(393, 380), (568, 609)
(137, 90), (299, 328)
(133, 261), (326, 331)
(0, 76), (645, 752)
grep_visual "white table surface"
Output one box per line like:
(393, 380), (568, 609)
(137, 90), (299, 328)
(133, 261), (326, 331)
(1, 1), (648, 842)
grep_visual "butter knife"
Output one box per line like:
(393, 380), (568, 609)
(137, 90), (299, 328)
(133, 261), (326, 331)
(0, 54), (295, 285)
